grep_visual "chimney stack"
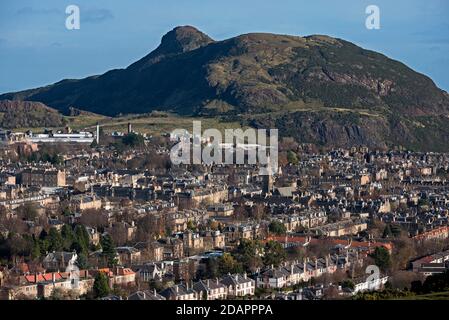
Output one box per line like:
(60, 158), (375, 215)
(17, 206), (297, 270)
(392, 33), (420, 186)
(96, 123), (100, 144)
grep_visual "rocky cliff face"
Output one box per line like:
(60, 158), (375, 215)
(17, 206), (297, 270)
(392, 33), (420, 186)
(2, 26), (449, 151)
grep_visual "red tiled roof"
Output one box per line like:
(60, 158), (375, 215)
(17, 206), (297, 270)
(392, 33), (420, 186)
(24, 272), (62, 283)
(416, 256), (435, 264)
(116, 268), (135, 276)
(412, 226), (449, 240)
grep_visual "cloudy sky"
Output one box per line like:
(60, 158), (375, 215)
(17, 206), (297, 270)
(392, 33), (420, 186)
(0, 0), (448, 93)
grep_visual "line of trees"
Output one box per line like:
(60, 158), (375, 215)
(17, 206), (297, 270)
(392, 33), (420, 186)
(0, 224), (93, 268)
(206, 239), (287, 278)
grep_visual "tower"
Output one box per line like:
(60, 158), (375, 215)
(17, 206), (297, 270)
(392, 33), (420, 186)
(263, 172), (273, 195)
(96, 123), (100, 144)
(127, 122), (132, 134)
(262, 155), (273, 195)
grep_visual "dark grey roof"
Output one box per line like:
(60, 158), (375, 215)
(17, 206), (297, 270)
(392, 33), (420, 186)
(128, 290), (166, 300)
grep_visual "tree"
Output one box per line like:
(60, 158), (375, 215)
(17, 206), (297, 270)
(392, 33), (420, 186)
(90, 139), (98, 148)
(233, 204), (248, 221)
(411, 280), (423, 294)
(136, 214), (166, 242)
(217, 253), (242, 275)
(122, 133), (144, 147)
(47, 227), (64, 252)
(268, 220), (287, 235)
(93, 272), (110, 298)
(31, 238), (41, 260)
(76, 252), (89, 270)
(341, 279), (355, 290)
(79, 210), (108, 229)
(421, 270), (449, 293)
(391, 236), (416, 271)
(73, 224), (90, 254)
(61, 224), (75, 251)
(250, 204), (267, 221)
(8, 233), (31, 258)
(101, 234), (117, 267)
(109, 223), (128, 247)
(17, 203), (38, 221)
(205, 257), (219, 278)
(287, 150), (298, 165)
(382, 224), (393, 238)
(371, 247), (391, 271)
(234, 239), (263, 272)
(186, 220), (196, 231)
(49, 287), (78, 300)
(323, 286), (340, 300)
(263, 240), (286, 267)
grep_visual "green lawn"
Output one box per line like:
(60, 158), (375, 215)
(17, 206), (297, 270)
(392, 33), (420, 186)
(398, 291), (449, 300)
(12, 112), (245, 136)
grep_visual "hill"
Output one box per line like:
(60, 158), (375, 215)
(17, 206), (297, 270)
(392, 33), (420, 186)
(2, 26), (449, 151)
(0, 100), (67, 129)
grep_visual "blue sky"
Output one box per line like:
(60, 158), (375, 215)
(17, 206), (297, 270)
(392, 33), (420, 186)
(0, 0), (448, 94)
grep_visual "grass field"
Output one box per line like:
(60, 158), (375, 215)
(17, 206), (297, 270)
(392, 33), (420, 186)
(401, 291), (449, 300)
(12, 112), (245, 136)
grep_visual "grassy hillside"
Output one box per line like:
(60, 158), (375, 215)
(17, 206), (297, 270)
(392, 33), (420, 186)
(12, 112), (244, 137)
(398, 291), (449, 300)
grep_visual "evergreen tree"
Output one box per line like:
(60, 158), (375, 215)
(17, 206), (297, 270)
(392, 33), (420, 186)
(287, 150), (299, 165)
(268, 221), (287, 235)
(93, 272), (110, 298)
(47, 227), (64, 252)
(39, 229), (48, 241)
(31, 238), (41, 259)
(382, 224), (393, 238)
(263, 240), (286, 267)
(74, 225), (90, 254)
(372, 247), (391, 271)
(234, 239), (263, 272)
(217, 253), (242, 275)
(76, 252), (89, 270)
(61, 224), (75, 251)
(100, 234), (117, 267)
